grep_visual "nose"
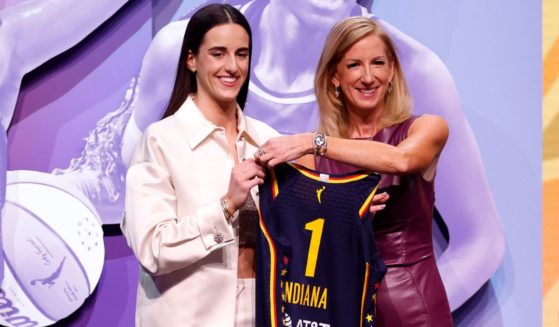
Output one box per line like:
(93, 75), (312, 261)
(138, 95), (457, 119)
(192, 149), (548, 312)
(224, 54), (239, 73)
(361, 66), (374, 84)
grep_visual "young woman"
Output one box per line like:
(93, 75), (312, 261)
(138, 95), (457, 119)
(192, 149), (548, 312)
(121, 4), (278, 326)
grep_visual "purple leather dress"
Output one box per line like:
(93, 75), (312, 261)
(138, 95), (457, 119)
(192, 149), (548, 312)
(315, 116), (453, 327)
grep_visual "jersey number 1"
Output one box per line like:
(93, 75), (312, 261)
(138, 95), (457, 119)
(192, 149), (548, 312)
(304, 218), (325, 278)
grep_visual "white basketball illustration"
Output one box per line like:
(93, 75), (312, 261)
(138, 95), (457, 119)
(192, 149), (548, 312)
(0, 171), (104, 327)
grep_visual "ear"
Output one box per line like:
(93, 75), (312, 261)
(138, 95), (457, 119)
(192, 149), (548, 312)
(388, 60), (395, 82)
(186, 50), (197, 73)
(331, 74), (340, 89)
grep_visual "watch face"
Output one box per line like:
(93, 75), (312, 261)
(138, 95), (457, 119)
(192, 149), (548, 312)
(315, 134), (325, 146)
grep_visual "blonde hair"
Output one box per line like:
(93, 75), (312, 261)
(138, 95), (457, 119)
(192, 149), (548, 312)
(315, 16), (411, 137)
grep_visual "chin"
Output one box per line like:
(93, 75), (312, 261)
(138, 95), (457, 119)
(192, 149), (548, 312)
(216, 94), (240, 104)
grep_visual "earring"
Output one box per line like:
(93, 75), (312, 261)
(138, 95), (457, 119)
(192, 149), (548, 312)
(388, 81), (393, 94)
(335, 86), (340, 98)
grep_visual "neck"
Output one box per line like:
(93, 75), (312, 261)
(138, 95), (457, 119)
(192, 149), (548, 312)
(252, 3), (336, 92)
(347, 105), (384, 138)
(193, 93), (238, 131)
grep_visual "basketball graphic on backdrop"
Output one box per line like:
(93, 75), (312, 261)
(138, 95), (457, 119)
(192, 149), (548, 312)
(0, 171), (104, 327)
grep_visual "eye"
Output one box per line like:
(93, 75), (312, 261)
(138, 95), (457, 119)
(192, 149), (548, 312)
(347, 62), (359, 69)
(210, 51), (225, 58)
(237, 50), (249, 59)
(373, 59), (386, 66)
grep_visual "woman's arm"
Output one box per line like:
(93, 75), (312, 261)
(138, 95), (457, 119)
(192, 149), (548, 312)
(121, 127), (236, 276)
(258, 114), (448, 178)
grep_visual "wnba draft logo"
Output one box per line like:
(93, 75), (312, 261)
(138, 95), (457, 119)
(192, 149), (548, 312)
(0, 171), (105, 327)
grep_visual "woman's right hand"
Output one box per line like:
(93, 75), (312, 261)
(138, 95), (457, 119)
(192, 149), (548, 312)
(223, 159), (266, 213)
(255, 133), (314, 167)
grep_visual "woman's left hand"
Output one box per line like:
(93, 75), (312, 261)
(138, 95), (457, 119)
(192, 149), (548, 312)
(255, 133), (314, 167)
(370, 192), (389, 213)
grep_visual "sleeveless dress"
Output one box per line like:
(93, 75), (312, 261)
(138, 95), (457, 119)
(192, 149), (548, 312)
(315, 116), (453, 327)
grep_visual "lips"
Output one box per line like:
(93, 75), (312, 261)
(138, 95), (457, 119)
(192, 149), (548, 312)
(357, 87), (378, 97)
(219, 76), (239, 87)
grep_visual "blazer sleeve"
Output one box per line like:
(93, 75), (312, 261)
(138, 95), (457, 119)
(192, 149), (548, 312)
(121, 126), (235, 276)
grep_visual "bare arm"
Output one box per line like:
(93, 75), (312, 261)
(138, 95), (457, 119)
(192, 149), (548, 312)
(258, 115), (449, 178)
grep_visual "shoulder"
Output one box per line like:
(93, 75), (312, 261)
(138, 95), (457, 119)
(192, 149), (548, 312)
(143, 115), (180, 138)
(409, 114), (449, 140)
(413, 114), (448, 128)
(133, 117), (181, 161)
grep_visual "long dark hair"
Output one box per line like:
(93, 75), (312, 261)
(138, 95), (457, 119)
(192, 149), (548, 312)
(161, 4), (252, 119)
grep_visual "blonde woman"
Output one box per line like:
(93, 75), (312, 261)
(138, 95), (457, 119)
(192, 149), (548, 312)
(257, 17), (453, 326)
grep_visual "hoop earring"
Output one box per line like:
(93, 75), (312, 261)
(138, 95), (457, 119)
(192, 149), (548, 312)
(335, 86), (341, 98)
(388, 81), (393, 94)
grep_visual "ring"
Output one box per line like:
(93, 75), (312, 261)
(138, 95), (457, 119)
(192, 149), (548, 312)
(258, 147), (265, 156)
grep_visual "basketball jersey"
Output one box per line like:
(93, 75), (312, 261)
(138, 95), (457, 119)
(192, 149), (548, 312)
(257, 163), (386, 327)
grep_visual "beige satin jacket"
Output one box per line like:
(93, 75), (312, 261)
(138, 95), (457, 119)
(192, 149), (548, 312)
(121, 96), (278, 326)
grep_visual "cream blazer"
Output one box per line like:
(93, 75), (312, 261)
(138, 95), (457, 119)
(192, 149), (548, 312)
(121, 97), (279, 326)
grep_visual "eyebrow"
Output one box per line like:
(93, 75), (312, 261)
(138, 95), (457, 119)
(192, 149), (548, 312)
(208, 46), (250, 52)
(344, 55), (387, 62)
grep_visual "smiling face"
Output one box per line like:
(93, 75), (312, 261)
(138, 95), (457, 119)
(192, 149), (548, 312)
(187, 23), (250, 107)
(332, 34), (394, 115)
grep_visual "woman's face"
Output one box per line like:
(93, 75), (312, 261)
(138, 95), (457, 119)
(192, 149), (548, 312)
(188, 23), (250, 105)
(332, 34), (394, 115)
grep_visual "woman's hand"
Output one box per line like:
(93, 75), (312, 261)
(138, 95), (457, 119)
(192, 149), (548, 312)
(370, 192), (389, 213)
(255, 133), (314, 167)
(223, 159), (266, 213)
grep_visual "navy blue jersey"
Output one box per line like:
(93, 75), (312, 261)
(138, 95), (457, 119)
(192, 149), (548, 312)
(256, 163), (386, 327)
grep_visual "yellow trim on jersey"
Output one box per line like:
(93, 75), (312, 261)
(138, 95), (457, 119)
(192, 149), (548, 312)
(271, 168), (279, 199)
(259, 211), (278, 327)
(360, 262), (371, 327)
(288, 163), (371, 184)
(359, 184), (380, 218)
